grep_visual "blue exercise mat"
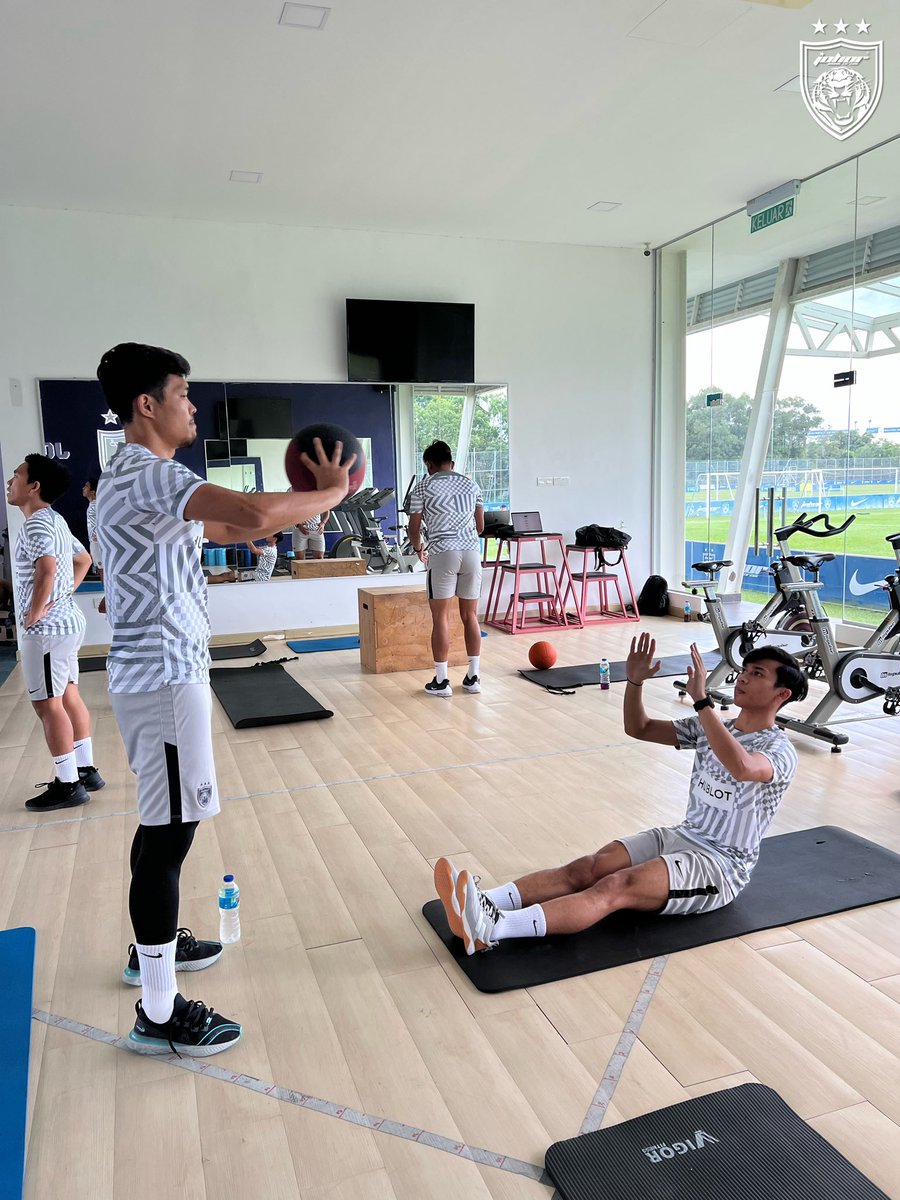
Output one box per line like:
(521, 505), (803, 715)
(0, 927), (36, 1200)
(287, 636), (360, 653)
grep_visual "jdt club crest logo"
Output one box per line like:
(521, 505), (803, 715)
(800, 19), (883, 141)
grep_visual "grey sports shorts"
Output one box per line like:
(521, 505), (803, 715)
(427, 549), (483, 601)
(617, 826), (738, 915)
(21, 629), (84, 701)
(111, 683), (220, 826)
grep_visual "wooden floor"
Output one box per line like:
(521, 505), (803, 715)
(2, 616), (900, 1199)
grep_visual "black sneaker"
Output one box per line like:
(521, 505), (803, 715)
(25, 778), (90, 812)
(127, 994), (242, 1057)
(79, 765), (106, 791)
(122, 927), (223, 986)
(461, 674), (481, 694)
(424, 677), (453, 698)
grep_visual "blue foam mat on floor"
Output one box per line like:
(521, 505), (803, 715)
(287, 636), (360, 653)
(0, 927), (36, 1200)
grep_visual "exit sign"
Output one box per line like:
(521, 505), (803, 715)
(750, 197), (795, 233)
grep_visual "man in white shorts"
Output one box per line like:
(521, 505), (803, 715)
(407, 440), (484, 697)
(97, 342), (354, 1057)
(434, 635), (806, 953)
(8, 454), (104, 811)
(292, 510), (329, 559)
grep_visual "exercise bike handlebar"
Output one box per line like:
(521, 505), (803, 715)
(774, 511), (856, 541)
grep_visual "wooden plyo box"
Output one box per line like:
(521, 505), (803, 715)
(358, 586), (469, 673)
(291, 558), (368, 579)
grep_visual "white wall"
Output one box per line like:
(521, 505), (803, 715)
(0, 205), (654, 624)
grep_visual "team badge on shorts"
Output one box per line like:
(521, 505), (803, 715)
(197, 783), (213, 809)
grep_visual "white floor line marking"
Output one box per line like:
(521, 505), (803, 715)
(579, 955), (669, 1135)
(0, 737), (636, 834)
(32, 1008), (552, 1186)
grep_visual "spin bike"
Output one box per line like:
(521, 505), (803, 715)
(675, 511), (855, 707)
(774, 530), (900, 752)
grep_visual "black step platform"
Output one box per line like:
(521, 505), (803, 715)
(520, 651), (721, 690)
(545, 1083), (887, 1200)
(422, 826), (900, 992)
(210, 661), (333, 729)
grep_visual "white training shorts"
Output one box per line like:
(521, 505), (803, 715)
(111, 683), (220, 826)
(21, 629), (84, 702)
(292, 532), (325, 553)
(426, 549), (483, 601)
(89, 539), (103, 571)
(617, 826), (738, 916)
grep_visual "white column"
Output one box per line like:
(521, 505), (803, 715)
(720, 257), (798, 595)
(652, 249), (687, 583)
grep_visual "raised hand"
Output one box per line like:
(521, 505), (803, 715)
(685, 642), (708, 703)
(626, 632), (661, 685)
(299, 436), (357, 498)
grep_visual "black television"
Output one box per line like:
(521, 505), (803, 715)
(346, 298), (475, 383)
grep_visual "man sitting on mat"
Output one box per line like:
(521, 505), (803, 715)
(434, 635), (807, 954)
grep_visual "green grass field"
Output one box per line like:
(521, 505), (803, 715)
(685, 508), (900, 558)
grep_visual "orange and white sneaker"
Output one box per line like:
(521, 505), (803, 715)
(434, 857), (463, 938)
(455, 870), (502, 955)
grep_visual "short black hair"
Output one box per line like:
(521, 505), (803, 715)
(97, 342), (191, 424)
(25, 454), (71, 505)
(423, 440), (453, 467)
(742, 645), (808, 707)
(86, 477), (99, 491)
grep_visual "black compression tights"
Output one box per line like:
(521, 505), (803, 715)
(129, 822), (198, 945)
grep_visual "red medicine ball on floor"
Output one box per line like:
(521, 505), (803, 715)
(528, 641), (557, 670)
(285, 422), (367, 497)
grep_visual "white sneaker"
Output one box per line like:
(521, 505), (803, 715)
(461, 674), (481, 694)
(434, 857), (462, 937)
(455, 870), (502, 955)
(425, 677), (453, 698)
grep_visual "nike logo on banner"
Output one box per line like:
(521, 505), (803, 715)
(849, 571), (883, 597)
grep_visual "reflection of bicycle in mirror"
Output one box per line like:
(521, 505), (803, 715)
(329, 485), (421, 574)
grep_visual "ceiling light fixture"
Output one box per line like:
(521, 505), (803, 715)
(587, 200), (622, 213)
(279, 3), (330, 29)
(229, 170), (263, 183)
(853, 195), (886, 206)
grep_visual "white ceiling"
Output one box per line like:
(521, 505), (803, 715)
(1, 0), (898, 249)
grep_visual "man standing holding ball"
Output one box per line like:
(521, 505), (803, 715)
(408, 439), (484, 697)
(96, 342), (353, 1057)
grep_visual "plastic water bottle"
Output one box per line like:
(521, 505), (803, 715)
(598, 657), (610, 691)
(684, 600), (692, 623)
(218, 874), (241, 944)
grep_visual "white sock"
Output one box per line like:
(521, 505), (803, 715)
(53, 751), (78, 784)
(73, 737), (93, 768)
(435, 661), (449, 683)
(495, 904), (546, 940)
(137, 938), (178, 1024)
(485, 881), (521, 911)
(468, 656), (480, 678)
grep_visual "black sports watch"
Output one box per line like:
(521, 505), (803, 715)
(693, 695), (715, 713)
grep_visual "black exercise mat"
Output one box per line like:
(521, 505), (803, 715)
(79, 639), (266, 675)
(422, 826), (900, 992)
(520, 650), (721, 690)
(209, 638), (266, 660)
(545, 1083), (887, 1200)
(210, 661), (333, 728)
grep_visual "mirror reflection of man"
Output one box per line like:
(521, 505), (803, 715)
(407, 440), (484, 697)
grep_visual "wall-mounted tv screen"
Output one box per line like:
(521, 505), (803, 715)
(346, 298), (475, 383)
(217, 396), (292, 441)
